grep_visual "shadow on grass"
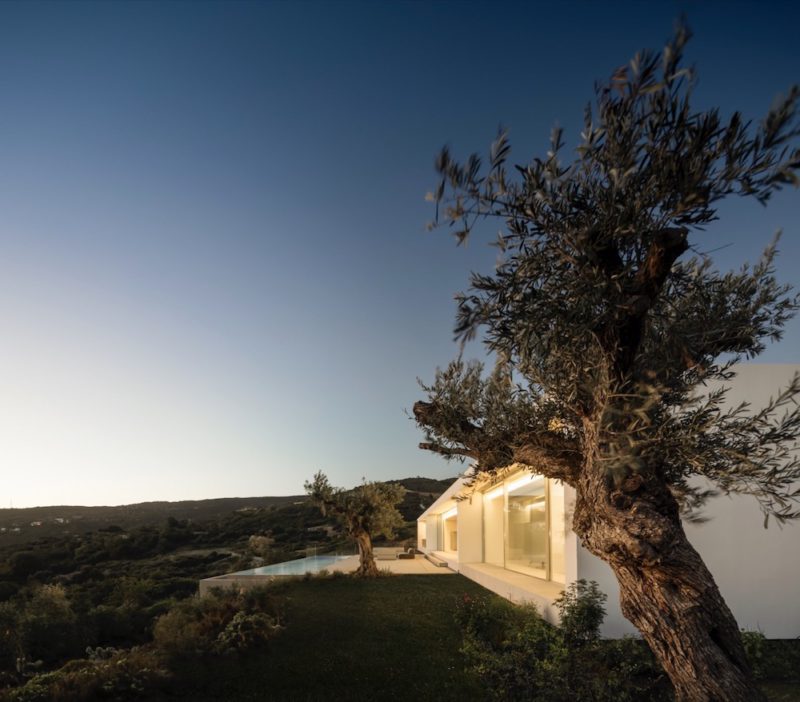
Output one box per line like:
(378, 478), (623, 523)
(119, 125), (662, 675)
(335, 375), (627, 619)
(171, 574), (492, 701)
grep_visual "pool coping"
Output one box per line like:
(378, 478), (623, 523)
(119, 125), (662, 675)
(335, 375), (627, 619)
(198, 554), (454, 595)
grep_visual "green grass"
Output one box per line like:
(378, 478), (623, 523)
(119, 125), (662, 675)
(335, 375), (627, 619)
(175, 574), (493, 701)
(160, 574), (800, 702)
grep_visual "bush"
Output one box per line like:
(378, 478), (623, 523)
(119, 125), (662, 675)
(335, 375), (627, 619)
(741, 630), (767, 680)
(0, 602), (19, 673)
(152, 586), (283, 659)
(594, 636), (671, 701)
(215, 611), (282, 654)
(0, 583), (19, 602)
(0, 647), (170, 702)
(455, 594), (559, 699)
(16, 585), (86, 666)
(763, 639), (800, 682)
(88, 604), (153, 647)
(554, 579), (606, 645)
(740, 630), (800, 682)
(7, 553), (43, 581)
(455, 582), (672, 702)
(1, 585), (287, 701)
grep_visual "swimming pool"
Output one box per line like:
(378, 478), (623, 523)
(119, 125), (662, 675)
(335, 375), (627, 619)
(233, 554), (355, 576)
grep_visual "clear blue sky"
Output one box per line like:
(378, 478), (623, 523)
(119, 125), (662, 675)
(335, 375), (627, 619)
(1, 1), (798, 507)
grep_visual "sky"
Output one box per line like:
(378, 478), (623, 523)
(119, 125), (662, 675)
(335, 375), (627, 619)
(0, 0), (798, 508)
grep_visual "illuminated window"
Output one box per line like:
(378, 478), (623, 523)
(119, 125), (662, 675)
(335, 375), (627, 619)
(482, 474), (566, 583)
(506, 476), (547, 578)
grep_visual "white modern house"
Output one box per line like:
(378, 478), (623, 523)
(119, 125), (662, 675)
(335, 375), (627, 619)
(417, 364), (800, 638)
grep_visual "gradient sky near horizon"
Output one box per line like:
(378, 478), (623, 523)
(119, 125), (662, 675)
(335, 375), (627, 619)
(1, 1), (798, 508)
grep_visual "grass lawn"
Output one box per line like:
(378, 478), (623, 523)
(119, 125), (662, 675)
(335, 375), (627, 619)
(175, 574), (494, 701)
(162, 573), (799, 702)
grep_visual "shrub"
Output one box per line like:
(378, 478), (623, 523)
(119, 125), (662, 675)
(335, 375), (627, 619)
(88, 604), (152, 647)
(0, 647), (170, 702)
(594, 636), (671, 701)
(152, 586), (283, 659)
(741, 630), (767, 680)
(738, 630), (800, 682)
(151, 606), (208, 658)
(760, 638), (800, 682)
(215, 611), (282, 654)
(554, 579), (606, 645)
(455, 583), (672, 702)
(455, 594), (562, 700)
(0, 583), (19, 603)
(7, 553), (43, 581)
(16, 585), (86, 666)
(0, 602), (19, 673)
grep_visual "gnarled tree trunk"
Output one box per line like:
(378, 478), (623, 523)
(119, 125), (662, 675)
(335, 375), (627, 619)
(353, 530), (379, 577)
(573, 452), (765, 702)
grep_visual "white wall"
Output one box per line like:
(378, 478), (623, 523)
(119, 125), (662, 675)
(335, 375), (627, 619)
(458, 495), (484, 564)
(584, 364), (800, 638)
(483, 492), (504, 566)
(424, 514), (439, 551)
(684, 364), (800, 638)
(417, 520), (427, 551)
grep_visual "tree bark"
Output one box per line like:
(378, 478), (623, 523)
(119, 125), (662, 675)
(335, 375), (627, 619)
(353, 530), (379, 577)
(573, 452), (765, 702)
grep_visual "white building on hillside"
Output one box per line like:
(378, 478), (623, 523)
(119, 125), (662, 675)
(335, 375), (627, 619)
(417, 364), (800, 638)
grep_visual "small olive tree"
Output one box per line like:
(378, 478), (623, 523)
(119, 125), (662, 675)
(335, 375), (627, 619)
(304, 472), (406, 577)
(413, 23), (799, 702)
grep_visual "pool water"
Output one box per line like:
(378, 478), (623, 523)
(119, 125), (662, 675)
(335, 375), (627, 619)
(233, 554), (354, 576)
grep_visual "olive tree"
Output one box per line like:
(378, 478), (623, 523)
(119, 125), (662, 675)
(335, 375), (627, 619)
(304, 472), (406, 577)
(413, 24), (800, 702)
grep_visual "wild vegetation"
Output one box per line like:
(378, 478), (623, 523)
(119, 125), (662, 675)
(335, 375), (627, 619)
(175, 574), (493, 701)
(0, 477), (448, 699)
(456, 580), (671, 701)
(456, 582), (800, 702)
(1, 585), (284, 701)
(414, 21), (800, 701)
(1, 524), (798, 700)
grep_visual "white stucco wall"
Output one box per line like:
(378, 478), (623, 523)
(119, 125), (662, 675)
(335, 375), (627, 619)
(684, 364), (800, 638)
(457, 493), (484, 564)
(585, 363), (800, 638)
(424, 514), (439, 551)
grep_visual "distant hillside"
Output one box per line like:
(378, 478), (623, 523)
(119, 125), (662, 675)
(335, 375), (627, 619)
(0, 476), (456, 547)
(391, 476), (455, 522)
(391, 476), (454, 495)
(0, 496), (304, 546)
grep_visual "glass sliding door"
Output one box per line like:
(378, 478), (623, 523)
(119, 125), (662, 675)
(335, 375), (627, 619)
(504, 476), (548, 579)
(481, 473), (567, 583)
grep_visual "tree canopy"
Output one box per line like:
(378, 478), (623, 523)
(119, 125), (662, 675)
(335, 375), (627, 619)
(304, 472), (406, 577)
(417, 23), (800, 524)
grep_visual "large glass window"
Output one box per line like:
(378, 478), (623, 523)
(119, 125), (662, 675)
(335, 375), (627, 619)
(482, 474), (566, 583)
(505, 476), (548, 578)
